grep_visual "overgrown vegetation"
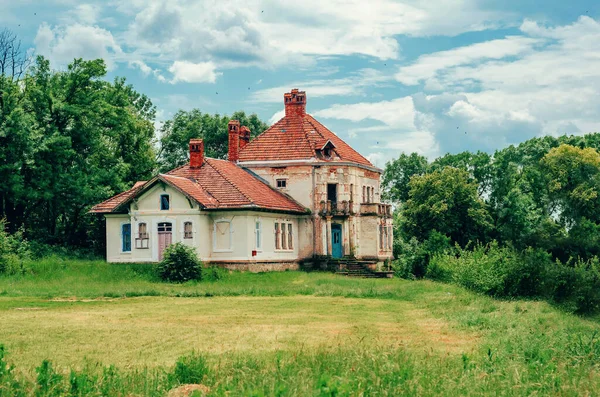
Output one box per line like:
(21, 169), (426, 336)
(385, 138), (600, 313)
(1, 269), (600, 396)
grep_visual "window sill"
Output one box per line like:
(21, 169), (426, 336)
(275, 249), (294, 253)
(213, 249), (233, 253)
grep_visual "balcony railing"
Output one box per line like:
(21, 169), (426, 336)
(359, 203), (392, 217)
(319, 201), (392, 217)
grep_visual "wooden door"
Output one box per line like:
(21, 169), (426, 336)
(157, 222), (173, 261)
(331, 224), (343, 258)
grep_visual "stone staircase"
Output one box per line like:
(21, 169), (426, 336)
(331, 256), (393, 278)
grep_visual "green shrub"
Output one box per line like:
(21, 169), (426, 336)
(393, 231), (451, 279)
(428, 242), (551, 297)
(0, 219), (31, 275)
(170, 352), (209, 385)
(546, 257), (600, 314)
(36, 360), (64, 397)
(156, 243), (202, 283)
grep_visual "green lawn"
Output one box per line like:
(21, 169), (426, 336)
(0, 258), (599, 396)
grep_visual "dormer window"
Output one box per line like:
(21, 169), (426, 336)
(276, 179), (287, 189)
(323, 148), (331, 158)
(160, 194), (170, 210)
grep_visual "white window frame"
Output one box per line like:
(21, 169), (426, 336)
(119, 221), (132, 254)
(275, 220), (294, 252)
(159, 193), (170, 211)
(276, 178), (287, 189)
(213, 218), (233, 252)
(255, 218), (262, 251)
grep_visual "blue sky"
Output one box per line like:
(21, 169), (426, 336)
(2, 0), (600, 167)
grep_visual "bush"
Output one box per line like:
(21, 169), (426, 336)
(0, 219), (31, 275)
(156, 243), (202, 283)
(427, 242), (551, 297)
(393, 231), (450, 279)
(546, 257), (600, 314)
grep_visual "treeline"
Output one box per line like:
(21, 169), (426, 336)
(384, 134), (600, 312)
(0, 31), (268, 253)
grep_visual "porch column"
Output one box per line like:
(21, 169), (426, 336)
(326, 216), (332, 256)
(348, 216), (355, 256)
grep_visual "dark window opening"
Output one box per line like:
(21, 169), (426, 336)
(327, 184), (337, 205)
(160, 194), (170, 210)
(122, 223), (131, 252)
(184, 222), (193, 239)
(277, 179), (287, 189)
(158, 222), (172, 232)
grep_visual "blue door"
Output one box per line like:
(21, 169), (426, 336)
(331, 224), (342, 258)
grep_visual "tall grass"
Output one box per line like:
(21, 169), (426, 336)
(2, 338), (600, 396)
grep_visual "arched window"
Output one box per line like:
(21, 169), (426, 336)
(184, 222), (193, 239)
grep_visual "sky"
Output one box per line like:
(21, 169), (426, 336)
(2, 0), (600, 168)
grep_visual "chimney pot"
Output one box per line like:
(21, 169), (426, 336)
(189, 139), (204, 168)
(284, 88), (306, 118)
(239, 126), (251, 150)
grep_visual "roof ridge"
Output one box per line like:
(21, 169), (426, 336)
(305, 114), (372, 165)
(204, 158), (255, 205)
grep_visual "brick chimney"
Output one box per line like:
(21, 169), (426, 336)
(239, 126), (251, 150)
(284, 88), (306, 118)
(189, 139), (204, 168)
(228, 120), (241, 162)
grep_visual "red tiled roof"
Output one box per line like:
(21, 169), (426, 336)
(168, 158), (306, 212)
(90, 159), (307, 214)
(237, 113), (373, 166)
(89, 182), (146, 213)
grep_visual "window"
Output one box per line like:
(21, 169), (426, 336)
(327, 184), (337, 204)
(135, 223), (149, 249)
(379, 225), (384, 250)
(160, 194), (170, 210)
(184, 222), (193, 239)
(323, 148), (331, 158)
(275, 222), (293, 251)
(350, 184), (354, 202)
(371, 188), (375, 203)
(158, 222), (172, 232)
(366, 187), (371, 203)
(275, 223), (281, 249)
(276, 179), (287, 189)
(214, 220), (232, 251)
(255, 220), (262, 250)
(362, 186), (366, 203)
(388, 226), (393, 251)
(122, 223), (131, 252)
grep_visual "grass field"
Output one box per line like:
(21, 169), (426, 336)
(1, 257), (600, 395)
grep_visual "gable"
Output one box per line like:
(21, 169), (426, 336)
(133, 183), (196, 212)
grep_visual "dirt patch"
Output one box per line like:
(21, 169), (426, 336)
(167, 384), (210, 397)
(14, 307), (43, 311)
(50, 297), (121, 302)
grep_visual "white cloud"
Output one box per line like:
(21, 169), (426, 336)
(315, 96), (416, 132)
(119, 0), (512, 70)
(168, 61), (221, 84)
(65, 4), (101, 25)
(268, 110), (285, 125)
(128, 60), (167, 82)
(34, 23), (123, 69)
(251, 68), (390, 103)
(395, 36), (542, 86)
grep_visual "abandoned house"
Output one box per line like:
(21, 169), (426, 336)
(91, 89), (393, 271)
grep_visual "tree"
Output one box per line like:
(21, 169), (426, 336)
(430, 151), (493, 196)
(401, 167), (492, 247)
(381, 152), (428, 204)
(157, 110), (269, 172)
(0, 55), (157, 248)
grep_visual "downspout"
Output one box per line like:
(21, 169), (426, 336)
(312, 165), (317, 257)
